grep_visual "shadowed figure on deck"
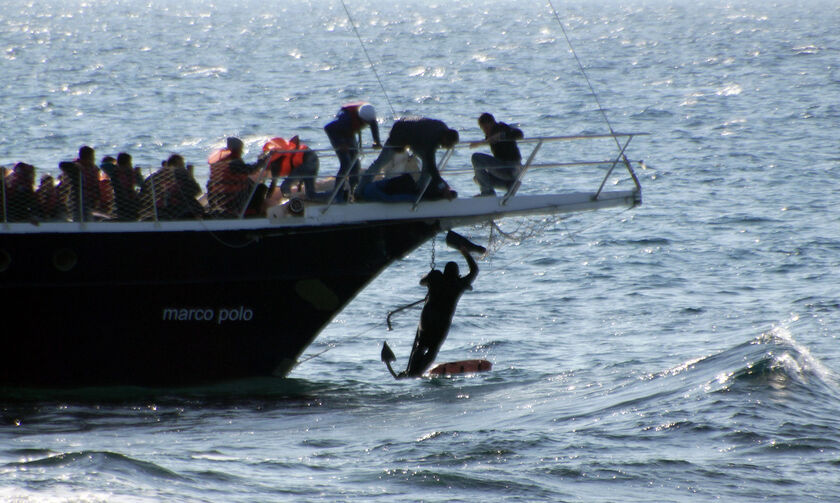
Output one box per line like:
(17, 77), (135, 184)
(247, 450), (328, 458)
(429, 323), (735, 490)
(382, 231), (486, 379)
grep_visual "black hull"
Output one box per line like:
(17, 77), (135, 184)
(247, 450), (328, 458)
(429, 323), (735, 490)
(0, 221), (438, 387)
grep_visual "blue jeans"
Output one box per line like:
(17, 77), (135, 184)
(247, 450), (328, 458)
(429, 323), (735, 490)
(360, 179), (418, 203)
(357, 145), (400, 193)
(279, 151), (327, 200)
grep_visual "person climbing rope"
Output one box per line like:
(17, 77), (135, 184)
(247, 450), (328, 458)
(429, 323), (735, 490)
(381, 230), (486, 378)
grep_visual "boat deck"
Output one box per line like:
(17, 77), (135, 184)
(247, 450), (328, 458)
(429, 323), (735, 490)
(2, 133), (645, 233)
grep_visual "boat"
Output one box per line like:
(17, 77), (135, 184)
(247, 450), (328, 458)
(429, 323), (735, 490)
(0, 133), (643, 387)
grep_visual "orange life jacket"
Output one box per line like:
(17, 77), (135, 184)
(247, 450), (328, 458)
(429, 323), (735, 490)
(263, 137), (307, 177)
(207, 149), (250, 213)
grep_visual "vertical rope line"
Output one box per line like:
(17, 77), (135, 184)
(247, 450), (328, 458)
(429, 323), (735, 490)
(340, 0), (397, 118)
(429, 234), (436, 270)
(547, 0), (624, 154)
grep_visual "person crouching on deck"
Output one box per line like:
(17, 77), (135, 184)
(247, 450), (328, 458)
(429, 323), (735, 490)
(262, 135), (327, 202)
(356, 117), (460, 201)
(469, 112), (524, 197)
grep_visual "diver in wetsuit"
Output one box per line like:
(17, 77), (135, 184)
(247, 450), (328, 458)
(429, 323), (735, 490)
(382, 231), (484, 378)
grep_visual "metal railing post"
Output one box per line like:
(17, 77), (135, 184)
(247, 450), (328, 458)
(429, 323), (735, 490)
(148, 166), (160, 224)
(77, 167), (85, 225)
(501, 139), (543, 206)
(625, 157), (643, 203)
(412, 147), (454, 210)
(1, 167), (7, 226)
(322, 150), (361, 214)
(238, 159), (270, 219)
(594, 135), (633, 200)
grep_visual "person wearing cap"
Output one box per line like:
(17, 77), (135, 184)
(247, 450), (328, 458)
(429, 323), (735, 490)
(206, 137), (268, 217)
(323, 102), (382, 200)
(468, 113), (524, 197)
(356, 116), (460, 201)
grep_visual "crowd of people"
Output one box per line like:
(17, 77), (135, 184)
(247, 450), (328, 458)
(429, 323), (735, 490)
(1, 103), (524, 223)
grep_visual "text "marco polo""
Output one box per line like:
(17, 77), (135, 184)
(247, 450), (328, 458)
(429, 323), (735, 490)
(162, 306), (254, 324)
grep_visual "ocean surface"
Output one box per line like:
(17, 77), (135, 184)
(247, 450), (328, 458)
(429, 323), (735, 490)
(2, 0), (840, 501)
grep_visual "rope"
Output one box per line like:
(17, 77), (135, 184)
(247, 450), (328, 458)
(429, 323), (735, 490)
(340, 0), (397, 118)
(286, 4), (640, 368)
(294, 205), (632, 368)
(480, 205), (634, 270)
(295, 343), (338, 366)
(164, 166), (260, 249)
(429, 233), (437, 270)
(546, 1), (624, 155)
(386, 297), (425, 331)
(294, 323), (381, 368)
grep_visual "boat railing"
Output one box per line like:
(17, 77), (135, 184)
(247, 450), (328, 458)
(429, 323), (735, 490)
(499, 133), (646, 205)
(0, 132), (646, 227)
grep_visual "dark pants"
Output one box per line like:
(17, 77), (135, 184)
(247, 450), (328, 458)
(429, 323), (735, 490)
(360, 174), (418, 203)
(403, 326), (445, 377)
(279, 151), (327, 200)
(326, 127), (362, 197)
(472, 153), (520, 195)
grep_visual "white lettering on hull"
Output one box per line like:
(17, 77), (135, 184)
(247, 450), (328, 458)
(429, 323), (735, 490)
(162, 306), (254, 324)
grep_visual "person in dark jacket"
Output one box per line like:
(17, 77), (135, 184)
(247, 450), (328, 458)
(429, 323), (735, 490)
(357, 117), (459, 201)
(139, 154), (203, 220)
(36, 174), (62, 220)
(469, 112), (524, 196)
(100, 152), (143, 220)
(324, 102), (382, 199)
(58, 145), (102, 220)
(2, 162), (38, 222)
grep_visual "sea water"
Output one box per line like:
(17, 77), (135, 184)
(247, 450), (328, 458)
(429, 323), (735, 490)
(1, 0), (839, 501)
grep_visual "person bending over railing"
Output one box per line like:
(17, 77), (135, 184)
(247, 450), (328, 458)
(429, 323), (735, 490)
(357, 116), (459, 202)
